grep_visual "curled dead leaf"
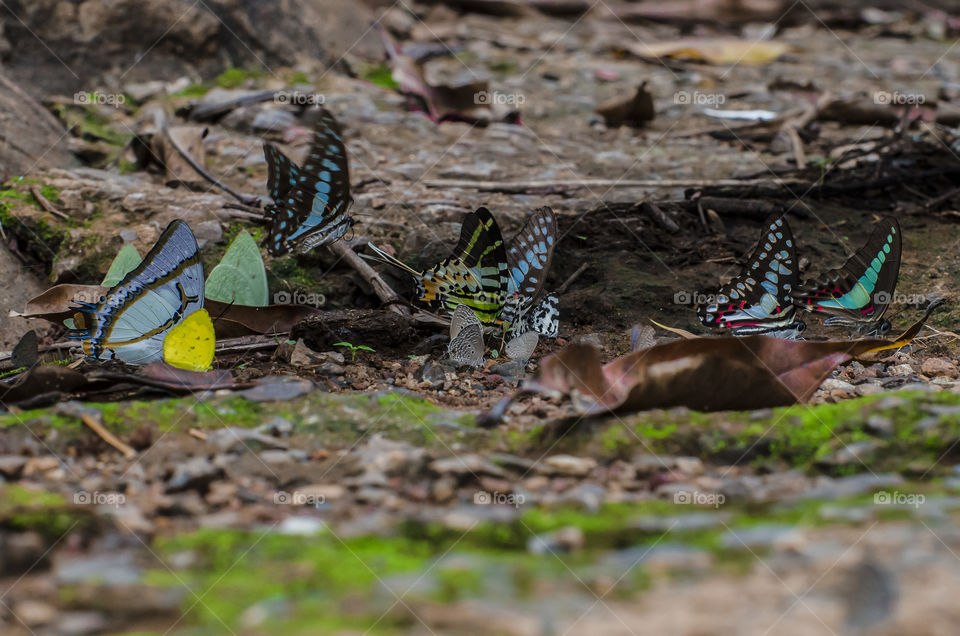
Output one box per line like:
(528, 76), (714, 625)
(527, 301), (943, 414)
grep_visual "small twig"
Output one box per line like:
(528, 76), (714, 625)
(29, 185), (70, 221)
(160, 118), (259, 206)
(925, 185), (960, 210)
(328, 241), (410, 315)
(220, 203), (268, 222)
(80, 412), (136, 459)
(556, 262), (589, 295)
(188, 428), (208, 441)
(424, 177), (806, 193)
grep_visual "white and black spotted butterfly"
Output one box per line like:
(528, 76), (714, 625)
(512, 293), (560, 340)
(696, 215), (805, 339)
(447, 304), (485, 367)
(263, 107), (354, 256)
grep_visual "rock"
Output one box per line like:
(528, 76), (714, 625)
(821, 378), (856, 392)
(888, 364), (914, 377)
(57, 612), (109, 636)
(866, 416), (894, 437)
(816, 441), (881, 468)
(0, 455), (27, 479)
(488, 360), (527, 382)
(241, 376), (314, 401)
(527, 526), (585, 554)
(193, 219), (222, 247)
(124, 80), (167, 102)
(430, 454), (507, 478)
(205, 427), (290, 454)
(921, 357), (959, 378)
(539, 455), (597, 477)
(24, 456), (60, 476)
(720, 525), (804, 550)
(0, 531), (47, 575)
(166, 457), (222, 493)
(416, 360), (446, 388)
(855, 383), (884, 397)
(316, 362), (347, 376)
(13, 600), (57, 626)
(572, 333), (604, 348)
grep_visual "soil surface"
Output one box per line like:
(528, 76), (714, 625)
(1, 1), (960, 634)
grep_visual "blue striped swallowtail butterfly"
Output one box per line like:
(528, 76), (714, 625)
(263, 107), (354, 255)
(501, 207), (557, 330)
(697, 215), (805, 339)
(792, 216), (901, 335)
(68, 220), (215, 371)
(365, 207), (510, 325)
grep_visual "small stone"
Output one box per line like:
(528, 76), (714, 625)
(430, 454), (507, 478)
(855, 383), (884, 397)
(24, 456), (59, 476)
(166, 457), (222, 493)
(922, 357), (959, 378)
(865, 416), (894, 437)
(528, 526), (585, 554)
(0, 456), (27, 479)
(888, 364), (914, 377)
(316, 362), (347, 376)
(416, 360), (446, 388)
(572, 333), (603, 348)
(821, 378), (855, 392)
(13, 600), (57, 626)
(540, 455), (597, 477)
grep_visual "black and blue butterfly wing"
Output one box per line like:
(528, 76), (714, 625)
(264, 144), (300, 204)
(697, 215), (803, 336)
(263, 107), (353, 256)
(792, 216), (901, 328)
(502, 207), (558, 329)
(419, 207), (511, 324)
(68, 220), (205, 363)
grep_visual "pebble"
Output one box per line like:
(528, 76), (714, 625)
(539, 454), (597, 477)
(430, 454), (507, 478)
(13, 600), (57, 626)
(821, 378), (855, 392)
(888, 364), (914, 377)
(166, 457), (222, 493)
(921, 357), (959, 378)
(527, 526), (585, 554)
(855, 383), (884, 397)
(0, 455), (27, 479)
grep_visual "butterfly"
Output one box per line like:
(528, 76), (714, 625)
(505, 329), (539, 362)
(262, 107), (354, 256)
(365, 207), (510, 324)
(792, 216), (901, 335)
(68, 220), (215, 371)
(501, 207), (558, 331)
(697, 214), (806, 339)
(447, 304), (485, 367)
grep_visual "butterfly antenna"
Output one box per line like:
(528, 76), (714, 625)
(362, 243), (423, 277)
(210, 300), (235, 324)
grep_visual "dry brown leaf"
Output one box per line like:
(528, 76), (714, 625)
(527, 302), (942, 414)
(629, 38), (794, 65)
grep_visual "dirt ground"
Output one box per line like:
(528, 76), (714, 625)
(2, 1), (960, 635)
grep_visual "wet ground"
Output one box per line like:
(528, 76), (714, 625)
(2, 2), (960, 634)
